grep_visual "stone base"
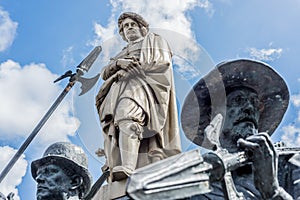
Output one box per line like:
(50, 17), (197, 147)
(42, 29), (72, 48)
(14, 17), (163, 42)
(92, 184), (109, 200)
(92, 179), (128, 200)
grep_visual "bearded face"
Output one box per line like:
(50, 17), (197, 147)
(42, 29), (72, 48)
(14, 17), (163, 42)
(220, 88), (261, 152)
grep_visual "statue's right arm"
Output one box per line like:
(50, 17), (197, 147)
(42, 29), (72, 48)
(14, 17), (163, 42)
(238, 133), (293, 200)
(101, 60), (119, 80)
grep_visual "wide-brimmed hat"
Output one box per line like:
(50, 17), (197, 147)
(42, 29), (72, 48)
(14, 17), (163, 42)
(181, 59), (289, 147)
(31, 142), (92, 197)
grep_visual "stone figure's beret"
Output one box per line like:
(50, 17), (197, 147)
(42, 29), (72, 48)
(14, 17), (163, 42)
(31, 142), (92, 197)
(118, 12), (149, 32)
(181, 59), (289, 147)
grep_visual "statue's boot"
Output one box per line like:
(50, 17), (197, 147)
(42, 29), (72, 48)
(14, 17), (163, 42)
(112, 121), (141, 181)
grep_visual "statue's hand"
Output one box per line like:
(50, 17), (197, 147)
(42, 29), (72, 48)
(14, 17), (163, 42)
(102, 58), (139, 80)
(203, 113), (223, 150)
(117, 58), (134, 69)
(102, 61), (120, 80)
(117, 58), (145, 78)
(237, 132), (280, 199)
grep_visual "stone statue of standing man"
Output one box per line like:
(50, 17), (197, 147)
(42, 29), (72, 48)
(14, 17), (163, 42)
(96, 12), (181, 182)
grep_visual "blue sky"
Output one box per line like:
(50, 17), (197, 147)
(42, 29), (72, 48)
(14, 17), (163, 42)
(1, 0), (300, 199)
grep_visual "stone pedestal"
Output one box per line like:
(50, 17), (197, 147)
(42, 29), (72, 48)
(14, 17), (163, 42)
(92, 179), (128, 200)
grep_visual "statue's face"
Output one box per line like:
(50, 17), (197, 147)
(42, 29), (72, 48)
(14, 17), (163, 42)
(35, 164), (72, 200)
(121, 18), (143, 42)
(220, 88), (261, 151)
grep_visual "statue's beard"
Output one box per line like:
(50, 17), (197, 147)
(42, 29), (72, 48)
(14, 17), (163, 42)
(221, 122), (258, 152)
(37, 191), (67, 200)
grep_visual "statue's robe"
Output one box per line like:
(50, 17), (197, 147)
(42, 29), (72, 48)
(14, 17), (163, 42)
(96, 32), (181, 173)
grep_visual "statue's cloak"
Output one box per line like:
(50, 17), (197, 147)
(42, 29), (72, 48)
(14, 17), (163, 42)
(96, 32), (181, 167)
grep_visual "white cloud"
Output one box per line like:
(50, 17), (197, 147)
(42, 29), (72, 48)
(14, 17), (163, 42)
(281, 94), (300, 146)
(61, 46), (76, 69)
(247, 47), (283, 62)
(0, 60), (80, 147)
(0, 146), (27, 200)
(93, 20), (118, 44)
(281, 125), (300, 147)
(95, 0), (214, 40)
(291, 94), (300, 108)
(89, 0), (215, 78)
(173, 55), (201, 79)
(290, 94), (300, 123)
(0, 7), (18, 52)
(110, 0), (214, 37)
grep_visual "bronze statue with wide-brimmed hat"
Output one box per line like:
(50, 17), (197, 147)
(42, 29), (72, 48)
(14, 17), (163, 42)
(182, 59), (289, 149)
(127, 59), (300, 199)
(180, 59), (300, 199)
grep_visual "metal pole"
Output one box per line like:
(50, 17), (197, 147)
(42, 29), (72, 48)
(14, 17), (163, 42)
(0, 82), (74, 183)
(0, 45), (101, 184)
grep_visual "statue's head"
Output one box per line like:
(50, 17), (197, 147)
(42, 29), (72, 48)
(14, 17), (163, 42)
(220, 86), (261, 150)
(31, 142), (92, 200)
(118, 12), (149, 42)
(181, 59), (289, 151)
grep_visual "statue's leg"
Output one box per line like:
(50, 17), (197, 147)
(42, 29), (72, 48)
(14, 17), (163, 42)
(103, 123), (121, 182)
(113, 98), (145, 181)
(113, 120), (142, 181)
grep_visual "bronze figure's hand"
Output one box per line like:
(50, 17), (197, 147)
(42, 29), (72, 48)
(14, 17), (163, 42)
(238, 132), (280, 199)
(203, 113), (223, 150)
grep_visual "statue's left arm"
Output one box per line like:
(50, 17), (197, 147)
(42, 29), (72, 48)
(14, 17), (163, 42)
(140, 33), (173, 73)
(138, 32), (181, 151)
(139, 32), (174, 117)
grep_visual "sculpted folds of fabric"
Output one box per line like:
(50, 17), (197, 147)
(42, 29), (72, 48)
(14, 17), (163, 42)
(96, 32), (181, 172)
